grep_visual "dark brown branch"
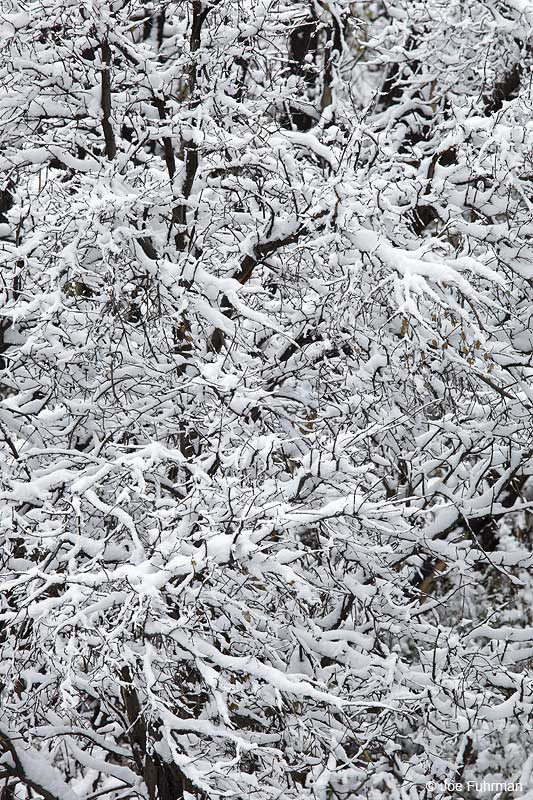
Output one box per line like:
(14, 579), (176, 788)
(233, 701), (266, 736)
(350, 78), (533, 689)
(234, 229), (303, 286)
(484, 62), (522, 114)
(119, 669), (198, 800)
(0, 726), (77, 800)
(210, 214), (327, 353)
(100, 41), (116, 160)
(321, 14), (343, 113)
(284, 5), (319, 130)
(173, 1), (211, 252)
(153, 99), (176, 179)
(413, 470), (529, 597)
(0, 182), (13, 225)
(157, 8), (166, 50)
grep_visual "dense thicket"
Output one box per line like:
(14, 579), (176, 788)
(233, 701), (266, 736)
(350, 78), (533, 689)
(0, 1), (532, 799)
